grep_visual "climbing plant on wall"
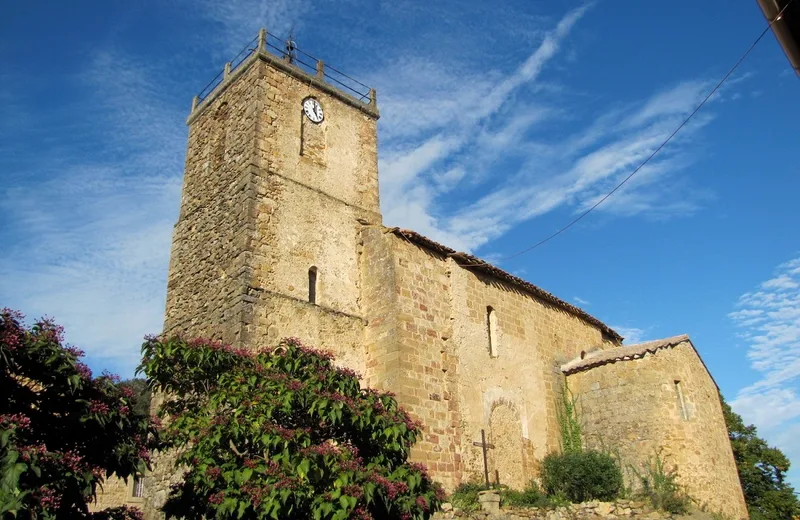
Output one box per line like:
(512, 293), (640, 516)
(557, 383), (582, 454)
(140, 336), (444, 520)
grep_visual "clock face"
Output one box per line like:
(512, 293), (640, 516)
(303, 97), (324, 124)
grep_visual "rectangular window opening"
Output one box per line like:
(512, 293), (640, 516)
(308, 267), (318, 304)
(132, 475), (145, 498)
(487, 306), (498, 358)
(675, 380), (689, 421)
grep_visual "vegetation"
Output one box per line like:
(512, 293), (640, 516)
(140, 335), (444, 520)
(540, 450), (623, 503)
(448, 480), (564, 511)
(721, 397), (800, 520)
(557, 385), (582, 454)
(0, 308), (155, 519)
(631, 450), (691, 515)
(448, 481), (484, 512)
(500, 481), (565, 508)
(119, 379), (151, 418)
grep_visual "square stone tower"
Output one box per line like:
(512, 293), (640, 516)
(164, 30), (381, 370)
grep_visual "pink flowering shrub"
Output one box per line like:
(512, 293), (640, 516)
(0, 309), (155, 520)
(141, 336), (445, 520)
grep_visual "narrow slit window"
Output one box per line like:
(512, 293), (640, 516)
(132, 475), (145, 498)
(487, 306), (498, 357)
(308, 267), (318, 304)
(675, 380), (689, 420)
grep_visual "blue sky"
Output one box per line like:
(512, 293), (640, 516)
(2, 0), (799, 488)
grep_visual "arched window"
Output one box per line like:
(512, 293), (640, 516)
(487, 306), (498, 357)
(308, 267), (318, 304)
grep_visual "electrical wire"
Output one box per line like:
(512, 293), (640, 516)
(461, 0), (795, 268)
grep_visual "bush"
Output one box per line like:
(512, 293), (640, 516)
(541, 450), (623, 503)
(501, 481), (562, 508)
(633, 452), (691, 514)
(141, 336), (444, 520)
(448, 481), (485, 512)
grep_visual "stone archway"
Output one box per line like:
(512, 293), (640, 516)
(488, 400), (525, 489)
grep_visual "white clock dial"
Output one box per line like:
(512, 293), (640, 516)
(303, 98), (324, 123)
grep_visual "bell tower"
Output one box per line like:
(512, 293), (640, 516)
(163, 29), (381, 368)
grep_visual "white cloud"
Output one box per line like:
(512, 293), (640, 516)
(611, 326), (648, 345)
(0, 53), (186, 376)
(729, 255), (800, 479)
(573, 296), (591, 306)
(371, 9), (727, 256)
(0, 0), (304, 377)
(194, 0), (301, 55)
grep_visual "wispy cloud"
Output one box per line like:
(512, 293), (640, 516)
(613, 326), (648, 345)
(372, 5), (725, 255)
(729, 256), (800, 476)
(0, 0), (303, 377)
(573, 296), (591, 306)
(194, 0), (302, 55)
(0, 52), (185, 375)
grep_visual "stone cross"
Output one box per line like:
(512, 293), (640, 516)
(472, 429), (495, 487)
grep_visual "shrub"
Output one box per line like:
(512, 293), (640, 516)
(500, 481), (561, 508)
(140, 336), (444, 520)
(541, 450), (623, 503)
(448, 481), (485, 512)
(632, 451), (691, 514)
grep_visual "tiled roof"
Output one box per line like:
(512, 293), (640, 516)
(560, 334), (691, 374)
(387, 227), (623, 342)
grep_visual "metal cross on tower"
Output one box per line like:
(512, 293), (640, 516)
(285, 28), (297, 64)
(472, 429), (495, 488)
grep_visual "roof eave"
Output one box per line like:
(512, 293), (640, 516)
(757, 0), (800, 76)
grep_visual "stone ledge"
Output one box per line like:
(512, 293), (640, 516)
(432, 498), (722, 520)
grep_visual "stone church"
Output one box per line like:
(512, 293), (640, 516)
(96, 30), (748, 519)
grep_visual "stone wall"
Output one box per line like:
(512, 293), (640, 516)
(106, 36), (746, 520)
(90, 476), (144, 512)
(434, 497), (689, 520)
(449, 262), (615, 489)
(145, 50), (382, 518)
(565, 340), (747, 519)
(356, 231), (622, 491)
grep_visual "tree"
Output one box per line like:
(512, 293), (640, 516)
(119, 379), (152, 418)
(721, 397), (800, 520)
(140, 336), (444, 520)
(0, 308), (156, 519)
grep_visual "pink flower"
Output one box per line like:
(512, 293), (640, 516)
(75, 362), (92, 379)
(88, 400), (110, 414)
(0, 413), (31, 431)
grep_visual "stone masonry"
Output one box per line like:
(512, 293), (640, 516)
(95, 30), (748, 519)
(563, 337), (748, 519)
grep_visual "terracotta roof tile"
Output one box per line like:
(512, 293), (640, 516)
(560, 334), (691, 374)
(387, 227), (623, 342)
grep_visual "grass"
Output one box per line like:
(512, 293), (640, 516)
(631, 451), (692, 515)
(447, 480), (568, 512)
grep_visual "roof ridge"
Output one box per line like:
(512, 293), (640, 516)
(561, 334), (692, 374)
(387, 227), (622, 342)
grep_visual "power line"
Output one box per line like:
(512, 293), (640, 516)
(466, 0), (795, 267)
